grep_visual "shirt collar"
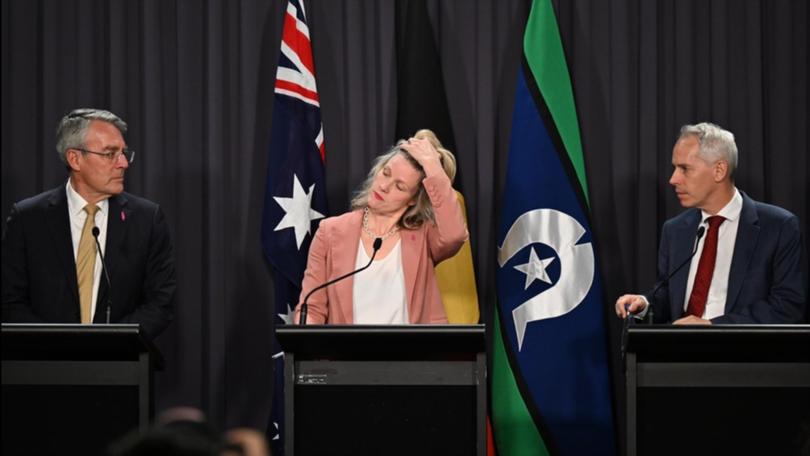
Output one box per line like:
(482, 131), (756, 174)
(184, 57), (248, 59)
(701, 187), (742, 223)
(66, 179), (109, 218)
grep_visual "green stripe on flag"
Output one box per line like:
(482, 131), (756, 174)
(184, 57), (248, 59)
(491, 306), (550, 456)
(523, 0), (589, 204)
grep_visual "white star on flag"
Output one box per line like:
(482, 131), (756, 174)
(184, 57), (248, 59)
(278, 302), (294, 325)
(271, 421), (280, 440)
(273, 173), (325, 248)
(513, 246), (555, 289)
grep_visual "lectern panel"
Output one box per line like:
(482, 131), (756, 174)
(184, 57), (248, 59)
(625, 325), (810, 456)
(295, 385), (476, 455)
(278, 325), (486, 456)
(2, 385), (138, 454)
(637, 387), (810, 456)
(2, 324), (157, 454)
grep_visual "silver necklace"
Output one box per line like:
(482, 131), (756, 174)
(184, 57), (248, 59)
(362, 207), (399, 240)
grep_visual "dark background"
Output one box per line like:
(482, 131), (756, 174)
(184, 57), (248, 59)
(2, 0), (806, 439)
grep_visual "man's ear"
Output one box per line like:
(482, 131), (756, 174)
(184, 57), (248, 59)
(66, 149), (81, 172)
(714, 160), (729, 182)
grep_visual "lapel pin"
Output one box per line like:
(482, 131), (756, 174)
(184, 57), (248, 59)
(120, 211), (126, 221)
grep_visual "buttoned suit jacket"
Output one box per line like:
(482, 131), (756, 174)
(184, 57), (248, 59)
(647, 191), (806, 324)
(294, 173), (468, 324)
(1, 184), (176, 339)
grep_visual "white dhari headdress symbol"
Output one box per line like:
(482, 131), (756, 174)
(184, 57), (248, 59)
(498, 209), (594, 350)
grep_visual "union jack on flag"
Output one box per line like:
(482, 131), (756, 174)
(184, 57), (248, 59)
(261, 1), (328, 454)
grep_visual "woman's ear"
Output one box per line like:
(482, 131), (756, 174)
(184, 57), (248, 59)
(408, 191), (419, 207)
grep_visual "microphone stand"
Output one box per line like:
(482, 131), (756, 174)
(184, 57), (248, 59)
(91, 227), (113, 324)
(621, 225), (705, 361)
(644, 225), (705, 322)
(298, 237), (383, 325)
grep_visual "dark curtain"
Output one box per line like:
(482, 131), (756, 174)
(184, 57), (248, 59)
(2, 0), (806, 441)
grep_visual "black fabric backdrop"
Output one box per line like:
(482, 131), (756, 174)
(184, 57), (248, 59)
(2, 0), (807, 441)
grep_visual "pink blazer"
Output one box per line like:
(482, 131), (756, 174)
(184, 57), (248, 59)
(294, 173), (468, 324)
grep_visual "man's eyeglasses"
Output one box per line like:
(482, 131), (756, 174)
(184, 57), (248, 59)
(74, 148), (135, 164)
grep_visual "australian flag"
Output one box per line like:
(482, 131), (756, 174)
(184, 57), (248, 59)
(260, 1), (328, 454)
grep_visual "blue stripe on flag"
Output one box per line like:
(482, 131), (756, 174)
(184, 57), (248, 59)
(496, 68), (615, 455)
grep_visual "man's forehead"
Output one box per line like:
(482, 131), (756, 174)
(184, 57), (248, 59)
(87, 119), (120, 133)
(673, 137), (700, 159)
(85, 120), (125, 143)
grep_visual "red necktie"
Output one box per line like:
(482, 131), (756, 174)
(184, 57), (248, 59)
(686, 216), (725, 318)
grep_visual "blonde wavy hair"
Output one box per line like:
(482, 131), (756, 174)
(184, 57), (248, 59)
(350, 129), (457, 229)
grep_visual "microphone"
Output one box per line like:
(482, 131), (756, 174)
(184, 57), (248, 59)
(298, 237), (383, 325)
(91, 227), (113, 324)
(639, 225), (706, 320)
(621, 225), (705, 361)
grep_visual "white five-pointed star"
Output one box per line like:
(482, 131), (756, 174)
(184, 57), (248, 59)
(273, 174), (325, 248)
(278, 302), (294, 325)
(513, 246), (555, 290)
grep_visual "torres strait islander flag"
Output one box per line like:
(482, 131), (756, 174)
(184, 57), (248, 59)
(260, 1), (327, 455)
(492, 0), (616, 455)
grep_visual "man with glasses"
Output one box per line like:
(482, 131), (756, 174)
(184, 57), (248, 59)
(1, 108), (176, 339)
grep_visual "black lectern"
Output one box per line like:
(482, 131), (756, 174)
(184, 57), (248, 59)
(1, 323), (161, 454)
(625, 325), (810, 456)
(277, 325), (486, 456)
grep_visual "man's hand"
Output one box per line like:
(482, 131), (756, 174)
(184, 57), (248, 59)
(615, 294), (647, 319)
(673, 315), (712, 325)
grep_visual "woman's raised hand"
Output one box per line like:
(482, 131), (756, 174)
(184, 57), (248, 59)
(400, 137), (442, 175)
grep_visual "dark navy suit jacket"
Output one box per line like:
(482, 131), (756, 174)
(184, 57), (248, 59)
(1, 184), (176, 339)
(647, 192), (806, 324)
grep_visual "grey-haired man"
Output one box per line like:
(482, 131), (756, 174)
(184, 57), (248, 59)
(616, 122), (806, 324)
(2, 108), (176, 339)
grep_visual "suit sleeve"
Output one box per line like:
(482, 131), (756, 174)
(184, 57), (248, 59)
(711, 214), (807, 324)
(646, 222), (673, 323)
(1, 204), (45, 322)
(423, 173), (469, 264)
(294, 222), (330, 324)
(118, 206), (176, 339)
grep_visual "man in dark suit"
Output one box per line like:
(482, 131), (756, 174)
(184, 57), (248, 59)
(616, 122), (806, 324)
(2, 108), (176, 339)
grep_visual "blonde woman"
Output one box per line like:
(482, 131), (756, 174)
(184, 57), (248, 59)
(294, 130), (468, 324)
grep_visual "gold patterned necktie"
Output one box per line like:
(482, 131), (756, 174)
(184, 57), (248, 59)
(76, 204), (100, 324)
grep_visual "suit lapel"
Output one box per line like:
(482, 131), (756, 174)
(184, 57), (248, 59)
(331, 211), (363, 323)
(669, 211), (701, 318)
(725, 193), (759, 313)
(400, 228), (422, 318)
(46, 186), (79, 309)
(95, 194), (129, 322)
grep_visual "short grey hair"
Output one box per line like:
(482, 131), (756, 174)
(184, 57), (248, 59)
(55, 108), (127, 165)
(678, 122), (738, 176)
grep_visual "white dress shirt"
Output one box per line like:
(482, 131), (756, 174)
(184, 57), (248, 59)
(682, 188), (743, 319)
(66, 180), (109, 322)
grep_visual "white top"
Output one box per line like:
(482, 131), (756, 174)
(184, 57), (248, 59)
(682, 188), (743, 319)
(352, 239), (409, 324)
(66, 180), (109, 321)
